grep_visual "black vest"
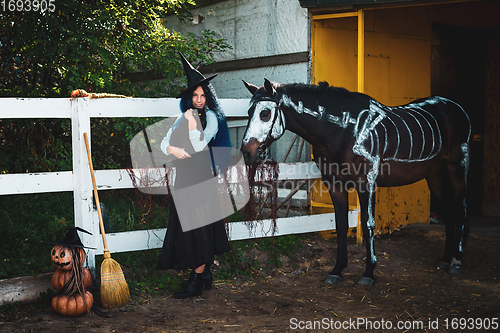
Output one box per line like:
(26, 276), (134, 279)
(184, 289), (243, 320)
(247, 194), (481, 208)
(169, 108), (207, 155)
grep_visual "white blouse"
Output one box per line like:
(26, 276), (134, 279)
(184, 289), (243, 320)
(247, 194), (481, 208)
(161, 109), (219, 155)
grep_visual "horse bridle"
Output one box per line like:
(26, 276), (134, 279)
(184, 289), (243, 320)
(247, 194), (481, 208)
(256, 97), (283, 151)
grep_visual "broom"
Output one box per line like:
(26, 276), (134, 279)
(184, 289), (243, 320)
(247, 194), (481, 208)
(84, 132), (130, 308)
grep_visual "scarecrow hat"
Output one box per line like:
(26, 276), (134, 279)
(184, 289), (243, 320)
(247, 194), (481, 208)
(176, 52), (218, 98)
(46, 226), (96, 249)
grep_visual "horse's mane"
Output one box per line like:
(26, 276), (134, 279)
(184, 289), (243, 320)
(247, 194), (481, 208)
(280, 81), (370, 100)
(249, 81), (370, 114)
(250, 81), (363, 101)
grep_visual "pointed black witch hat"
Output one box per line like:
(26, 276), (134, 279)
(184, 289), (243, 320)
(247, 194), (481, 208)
(176, 52), (218, 98)
(46, 226), (96, 249)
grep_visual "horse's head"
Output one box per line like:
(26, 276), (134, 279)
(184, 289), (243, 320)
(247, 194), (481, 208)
(240, 78), (286, 165)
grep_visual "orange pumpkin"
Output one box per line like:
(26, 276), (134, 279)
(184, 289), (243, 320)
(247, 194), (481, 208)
(51, 291), (94, 317)
(51, 268), (92, 292)
(51, 246), (85, 270)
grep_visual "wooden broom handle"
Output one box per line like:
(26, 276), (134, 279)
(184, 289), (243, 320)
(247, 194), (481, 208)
(83, 132), (109, 252)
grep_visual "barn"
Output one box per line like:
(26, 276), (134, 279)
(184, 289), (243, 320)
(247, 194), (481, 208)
(166, 0), (500, 229)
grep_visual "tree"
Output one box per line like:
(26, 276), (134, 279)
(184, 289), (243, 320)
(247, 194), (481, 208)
(0, 0), (230, 98)
(0, 0), (231, 172)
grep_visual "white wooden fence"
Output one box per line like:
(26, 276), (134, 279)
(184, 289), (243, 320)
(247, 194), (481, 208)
(0, 97), (358, 270)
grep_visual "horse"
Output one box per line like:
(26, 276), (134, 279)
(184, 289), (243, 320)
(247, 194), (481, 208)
(240, 78), (471, 286)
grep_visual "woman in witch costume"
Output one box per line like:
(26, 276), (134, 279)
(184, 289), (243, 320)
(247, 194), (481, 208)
(156, 53), (231, 298)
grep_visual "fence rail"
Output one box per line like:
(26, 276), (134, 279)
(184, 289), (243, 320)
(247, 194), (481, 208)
(0, 97), (358, 270)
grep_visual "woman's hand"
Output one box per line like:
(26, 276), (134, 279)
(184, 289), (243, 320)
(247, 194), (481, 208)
(167, 145), (191, 159)
(185, 109), (199, 131)
(184, 108), (196, 121)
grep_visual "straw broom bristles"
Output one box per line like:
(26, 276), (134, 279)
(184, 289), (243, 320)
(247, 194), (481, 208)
(100, 250), (130, 308)
(84, 132), (130, 308)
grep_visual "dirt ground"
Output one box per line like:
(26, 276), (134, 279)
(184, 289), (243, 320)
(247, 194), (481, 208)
(1, 217), (499, 332)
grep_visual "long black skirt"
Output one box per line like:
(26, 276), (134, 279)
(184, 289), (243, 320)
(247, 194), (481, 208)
(156, 150), (230, 271)
(156, 202), (230, 270)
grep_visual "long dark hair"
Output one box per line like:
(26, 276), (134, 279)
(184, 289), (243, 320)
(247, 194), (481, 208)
(178, 83), (231, 146)
(179, 83), (215, 113)
(177, 82), (232, 172)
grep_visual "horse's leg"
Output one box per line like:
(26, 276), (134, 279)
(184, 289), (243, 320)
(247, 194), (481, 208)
(357, 190), (377, 285)
(426, 166), (455, 268)
(324, 180), (349, 285)
(446, 159), (469, 275)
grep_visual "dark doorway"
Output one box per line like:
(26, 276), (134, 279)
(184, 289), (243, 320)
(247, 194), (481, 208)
(431, 24), (486, 216)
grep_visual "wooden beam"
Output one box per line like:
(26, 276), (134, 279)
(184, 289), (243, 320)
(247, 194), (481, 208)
(199, 52), (309, 74)
(313, 11), (359, 20)
(125, 52), (309, 82)
(357, 9), (365, 93)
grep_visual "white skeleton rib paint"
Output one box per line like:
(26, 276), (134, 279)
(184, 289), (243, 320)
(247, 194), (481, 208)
(372, 100), (443, 162)
(278, 95), (444, 164)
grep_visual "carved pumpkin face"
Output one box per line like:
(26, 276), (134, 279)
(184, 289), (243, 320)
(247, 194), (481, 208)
(51, 245), (73, 270)
(51, 245), (86, 270)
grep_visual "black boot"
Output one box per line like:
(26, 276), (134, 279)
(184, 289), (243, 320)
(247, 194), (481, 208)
(181, 265), (213, 290)
(174, 271), (204, 299)
(201, 264), (213, 290)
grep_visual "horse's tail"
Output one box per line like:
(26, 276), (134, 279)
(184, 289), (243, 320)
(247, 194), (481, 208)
(463, 126), (473, 248)
(442, 97), (472, 247)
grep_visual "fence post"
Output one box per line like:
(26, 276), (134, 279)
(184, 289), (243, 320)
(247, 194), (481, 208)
(71, 97), (97, 272)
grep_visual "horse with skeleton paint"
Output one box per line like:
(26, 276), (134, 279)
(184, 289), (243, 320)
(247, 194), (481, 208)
(240, 79), (471, 286)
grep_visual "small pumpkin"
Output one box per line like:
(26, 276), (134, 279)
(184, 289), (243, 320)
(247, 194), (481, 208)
(51, 291), (94, 317)
(51, 268), (92, 292)
(51, 245), (85, 270)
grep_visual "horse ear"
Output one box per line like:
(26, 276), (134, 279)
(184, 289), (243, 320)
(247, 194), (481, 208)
(242, 80), (259, 95)
(264, 78), (276, 96)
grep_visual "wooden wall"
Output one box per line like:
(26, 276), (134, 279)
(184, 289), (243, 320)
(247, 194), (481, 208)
(483, 27), (500, 216)
(311, 6), (433, 232)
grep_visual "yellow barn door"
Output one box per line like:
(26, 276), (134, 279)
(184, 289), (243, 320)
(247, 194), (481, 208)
(311, 9), (431, 239)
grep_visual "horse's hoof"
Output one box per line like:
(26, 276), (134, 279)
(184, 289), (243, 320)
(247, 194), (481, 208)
(448, 264), (462, 275)
(437, 261), (450, 270)
(448, 258), (462, 275)
(357, 276), (375, 286)
(325, 274), (343, 285)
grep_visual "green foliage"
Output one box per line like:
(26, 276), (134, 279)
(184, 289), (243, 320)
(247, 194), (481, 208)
(0, 119), (73, 173)
(98, 189), (171, 232)
(0, 192), (73, 279)
(0, 189), (170, 279)
(89, 117), (165, 170)
(103, 249), (184, 295)
(214, 233), (307, 280)
(0, 0), (232, 173)
(1, 0), (230, 98)
(257, 233), (306, 258)
(256, 233), (306, 267)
